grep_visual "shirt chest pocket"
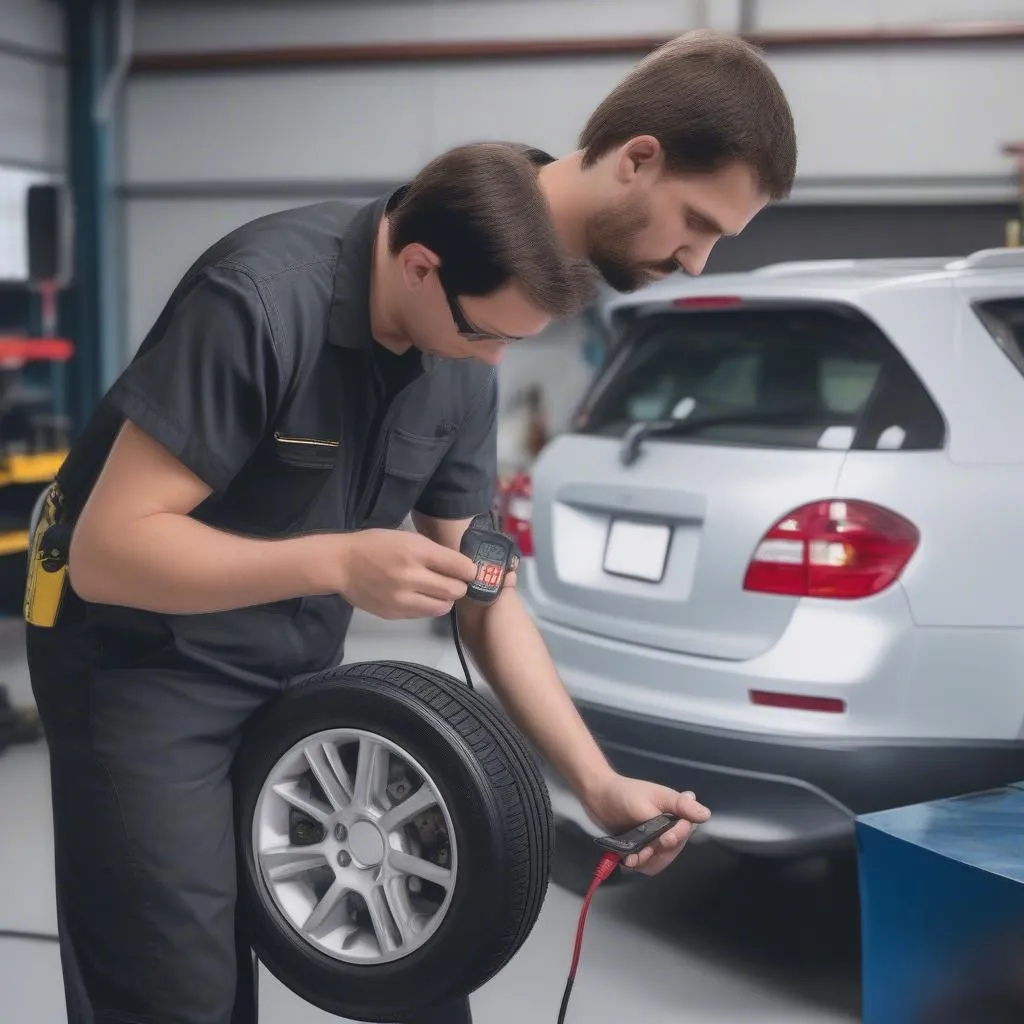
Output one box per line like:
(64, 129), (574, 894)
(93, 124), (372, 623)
(361, 428), (453, 528)
(221, 431), (340, 536)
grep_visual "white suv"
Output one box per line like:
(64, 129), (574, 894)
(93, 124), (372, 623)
(498, 248), (1024, 858)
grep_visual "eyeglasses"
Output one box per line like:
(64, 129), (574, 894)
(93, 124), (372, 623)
(440, 274), (522, 344)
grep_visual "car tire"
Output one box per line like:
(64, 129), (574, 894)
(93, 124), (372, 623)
(233, 659), (554, 1022)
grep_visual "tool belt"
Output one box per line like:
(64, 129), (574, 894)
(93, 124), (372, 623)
(23, 482), (72, 629)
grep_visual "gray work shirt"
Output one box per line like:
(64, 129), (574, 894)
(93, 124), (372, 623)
(56, 190), (499, 684)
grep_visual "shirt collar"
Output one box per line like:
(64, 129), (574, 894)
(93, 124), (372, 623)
(326, 189), (403, 351)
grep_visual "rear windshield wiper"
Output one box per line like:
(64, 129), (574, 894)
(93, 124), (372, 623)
(618, 411), (832, 466)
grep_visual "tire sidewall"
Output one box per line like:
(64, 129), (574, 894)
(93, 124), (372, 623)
(234, 674), (512, 1020)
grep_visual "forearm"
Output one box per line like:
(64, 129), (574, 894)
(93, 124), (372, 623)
(68, 513), (332, 614)
(457, 590), (616, 804)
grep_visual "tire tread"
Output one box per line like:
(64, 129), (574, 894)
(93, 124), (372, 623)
(297, 658), (553, 989)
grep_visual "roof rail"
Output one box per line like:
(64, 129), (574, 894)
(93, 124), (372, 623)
(945, 248), (1024, 271)
(751, 259), (859, 276)
(752, 256), (951, 277)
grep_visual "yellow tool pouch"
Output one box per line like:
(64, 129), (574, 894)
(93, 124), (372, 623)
(24, 484), (70, 629)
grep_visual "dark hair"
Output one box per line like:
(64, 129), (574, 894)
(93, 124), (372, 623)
(388, 143), (598, 319)
(578, 30), (797, 199)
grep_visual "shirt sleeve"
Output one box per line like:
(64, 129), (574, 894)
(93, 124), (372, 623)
(414, 369), (498, 520)
(105, 263), (287, 494)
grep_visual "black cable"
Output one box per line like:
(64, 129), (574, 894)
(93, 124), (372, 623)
(0, 929), (59, 944)
(449, 606), (474, 690)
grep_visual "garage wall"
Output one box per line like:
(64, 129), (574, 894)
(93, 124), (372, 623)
(0, 0), (65, 283)
(125, 0), (1024, 195)
(115, 0), (1024, 430)
(120, 0), (1024, 336)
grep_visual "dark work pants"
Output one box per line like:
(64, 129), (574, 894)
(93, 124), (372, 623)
(27, 623), (472, 1024)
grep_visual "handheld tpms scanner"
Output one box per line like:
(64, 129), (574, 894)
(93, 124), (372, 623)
(593, 813), (681, 856)
(459, 513), (520, 604)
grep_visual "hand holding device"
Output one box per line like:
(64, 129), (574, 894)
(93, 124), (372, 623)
(458, 512), (520, 603)
(336, 529), (477, 619)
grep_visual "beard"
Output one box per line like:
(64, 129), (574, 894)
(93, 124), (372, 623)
(584, 196), (681, 292)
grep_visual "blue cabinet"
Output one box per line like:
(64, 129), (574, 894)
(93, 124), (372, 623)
(856, 782), (1024, 1023)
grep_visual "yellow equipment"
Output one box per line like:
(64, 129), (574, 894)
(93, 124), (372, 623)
(0, 335), (72, 611)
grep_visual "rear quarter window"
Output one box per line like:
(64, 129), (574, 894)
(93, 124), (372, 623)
(574, 302), (945, 451)
(973, 297), (1024, 376)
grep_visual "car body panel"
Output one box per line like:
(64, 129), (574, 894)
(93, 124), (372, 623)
(528, 434), (846, 661)
(507, 249), (1024, 856)
(516, 582), (1024, 742)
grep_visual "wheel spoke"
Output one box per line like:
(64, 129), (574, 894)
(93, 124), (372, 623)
(380, 879), (418, 950)
(303, 741), (353, 812)
(271, 780), (329, 823)
(388, 849), (454, 889)
(302, 878), (349, 938)
(261, 844), (328, 881)
(378, 784), (438, 833)
(352, 736), (389, 812)
(366, 883), (403, 954)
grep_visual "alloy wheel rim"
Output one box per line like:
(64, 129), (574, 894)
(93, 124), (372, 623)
(253, 727), (458, 965)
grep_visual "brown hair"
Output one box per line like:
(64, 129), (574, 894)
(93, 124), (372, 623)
(388, 142), (598, 318)
(578, 30), (797, 199)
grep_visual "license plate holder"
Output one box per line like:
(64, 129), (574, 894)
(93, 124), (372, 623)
(602, 519), (672, 583)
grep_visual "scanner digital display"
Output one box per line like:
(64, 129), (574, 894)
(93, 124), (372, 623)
(476, 561), (504, 588)
(477, 541), (507, 562)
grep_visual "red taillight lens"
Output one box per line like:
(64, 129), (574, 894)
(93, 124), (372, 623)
(743, 500), (919, 600)
(499, 471), (533, 557)
(672, 296), (743, 310)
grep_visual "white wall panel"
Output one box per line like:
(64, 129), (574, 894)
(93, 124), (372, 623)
(124, 195), (345, 350)
(770, 44), (1024, 181)
(122, 0), (1024, 190)
(133, 0), (1024, 50)
(124, 67), (435, 184)
(122, 43), (1024, 192)
(415, 57), (642, 168)
(0, 54), (65, 169)
(0, 0), (65, 283)
(134, 0), (701, 50)
(755, 0), (1024, 30)
(1, 0), (63, 54)
(0, 0), (65, 173)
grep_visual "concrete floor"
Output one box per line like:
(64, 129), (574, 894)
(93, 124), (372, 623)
(0, 612), (862, 1024)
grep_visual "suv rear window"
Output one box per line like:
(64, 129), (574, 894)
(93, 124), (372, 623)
(575, 303), (945, 451)
(974, 298), (1024, 376)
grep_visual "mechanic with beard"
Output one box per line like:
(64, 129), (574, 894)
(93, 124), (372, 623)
(530, 30), (796, 293)
(25, 29), (796, 1024)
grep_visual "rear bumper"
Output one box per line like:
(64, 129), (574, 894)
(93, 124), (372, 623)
(554, 700), (1024, 857)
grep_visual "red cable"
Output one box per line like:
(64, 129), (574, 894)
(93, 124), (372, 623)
(556, 851), (621, 1024)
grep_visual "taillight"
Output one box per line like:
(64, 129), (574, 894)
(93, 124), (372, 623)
(500, 471), (533, 557)
(743, 500), (919, 600)
(672, 296), (743, 309)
